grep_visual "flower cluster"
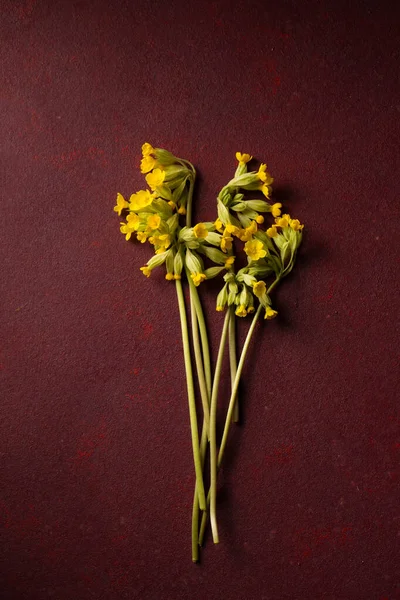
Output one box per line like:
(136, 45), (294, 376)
(209, 153), (304, 319)
(113, 143), (305, 562)
(115, 143), (239, 286)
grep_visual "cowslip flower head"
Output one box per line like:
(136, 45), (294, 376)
(193, 223), (208, 239)
(238, 220), (257, 242)
(140, 155), (157, 173)
(271, 203), (282, 217)
(275, 216), (289, 228)
(235, 305), (247, 317)
(145, 168), (166, 191)
(244, 238), (267, 261)
(220, 235), (233, 253)
(252, 280), (267, 298)
(120, 213), (141, 240)
(214, 218), (224, 232)
(140, 266), (152, 277)
(266, 225), (278, 238)
(129, 189), (154, 211)
(235, 152), (252, 165)
(191, 272), (207, 286)
(142, 142), (155, 156)
(114, 193), (129, 216)
(289, 218), (304, 231)
(260, 182), (272, 198)
(265, 307), (278, 320)
(146, 214), (161, 231)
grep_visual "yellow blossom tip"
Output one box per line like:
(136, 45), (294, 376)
(235, 152), (252, 165)
(142, 142), (155, 157)
(235, 305), (248, 317)
(255, 215), (264, 224)
(178, 206), (186, 215)
(253, 280), (267, 298)
(216, 306), (225, 312)
(244, 238), (267, 261)
(193, 223), (208, 239)
(271, 203), (282, 218)
(165, 273), (175, 281)
(145, 168), (165, 191)
(265, 307), (278, 320)
(140, 266), (152, 278)
(266, 225), (278, 238)
(190, 272), (207, 286)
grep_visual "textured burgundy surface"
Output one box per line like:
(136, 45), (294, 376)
(1, 0), (400, 598)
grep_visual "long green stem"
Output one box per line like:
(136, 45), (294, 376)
(199, 277), (281, 544)
(229, 306), (239, 422)
(209, 309), (231, 543)
(187, 275), (210, 438)
(175, 278), (206, 511)
(191, 414), (209, 562)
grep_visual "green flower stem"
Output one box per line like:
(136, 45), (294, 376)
(189, 294), (210, 437)
(175, 277), (206, 511)
(209, 309), (231, 544)
(191, 417), (209, 562)
(229, 306), (239, 423)
(199, 276), (281, 544)
(190, 284), (212, 397)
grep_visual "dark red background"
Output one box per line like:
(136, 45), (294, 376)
(1, 0), (399, 598)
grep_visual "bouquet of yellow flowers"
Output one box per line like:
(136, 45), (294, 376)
(114, 144), (304, 562)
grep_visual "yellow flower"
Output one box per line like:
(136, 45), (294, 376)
(140, 266), (152, 277)
(244, 238), (267, 261)
(174, 274), (181, 280)
(275, 216), (289, 228)
(165, 273), (175, 281)
(225, 223), (240, 236)
(220, 235), (233, 253)
(147, 214), (161, 231)
(119, 213), (140, 240)
(129, 189), (154, 211)
(265, 307), (278, 320)
(260, 183), (272, 198)
(168, 200), (176, 210)
(178, 206), (186, 215)
(114, 193), (129, 216)
(239, 220), (258, 242)
(255, 215), (264, 224)
(214, 218), (224, 232)
(142, 142), (155, 156)
(271, 203), (282, 217)
(140, 155), (157, 173)
(253, 280), (266, 298)
(191, 272), (207, 286)
(224, 256), (235, 268)
(235, 305), (247, 317)
(151, 233), (171, 251)
(145, 168), (165, 191)
(235, 152), (252, 165)
(289, 218), (304, 231)
(137, 231), (149, 243)
(266, 225), (278, 238)
(193, 223), (208, 239)
(257, 164), (274, 185)
(216, 305), (225, 312)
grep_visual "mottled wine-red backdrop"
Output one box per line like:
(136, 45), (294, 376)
(1, 0), (399, 598)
